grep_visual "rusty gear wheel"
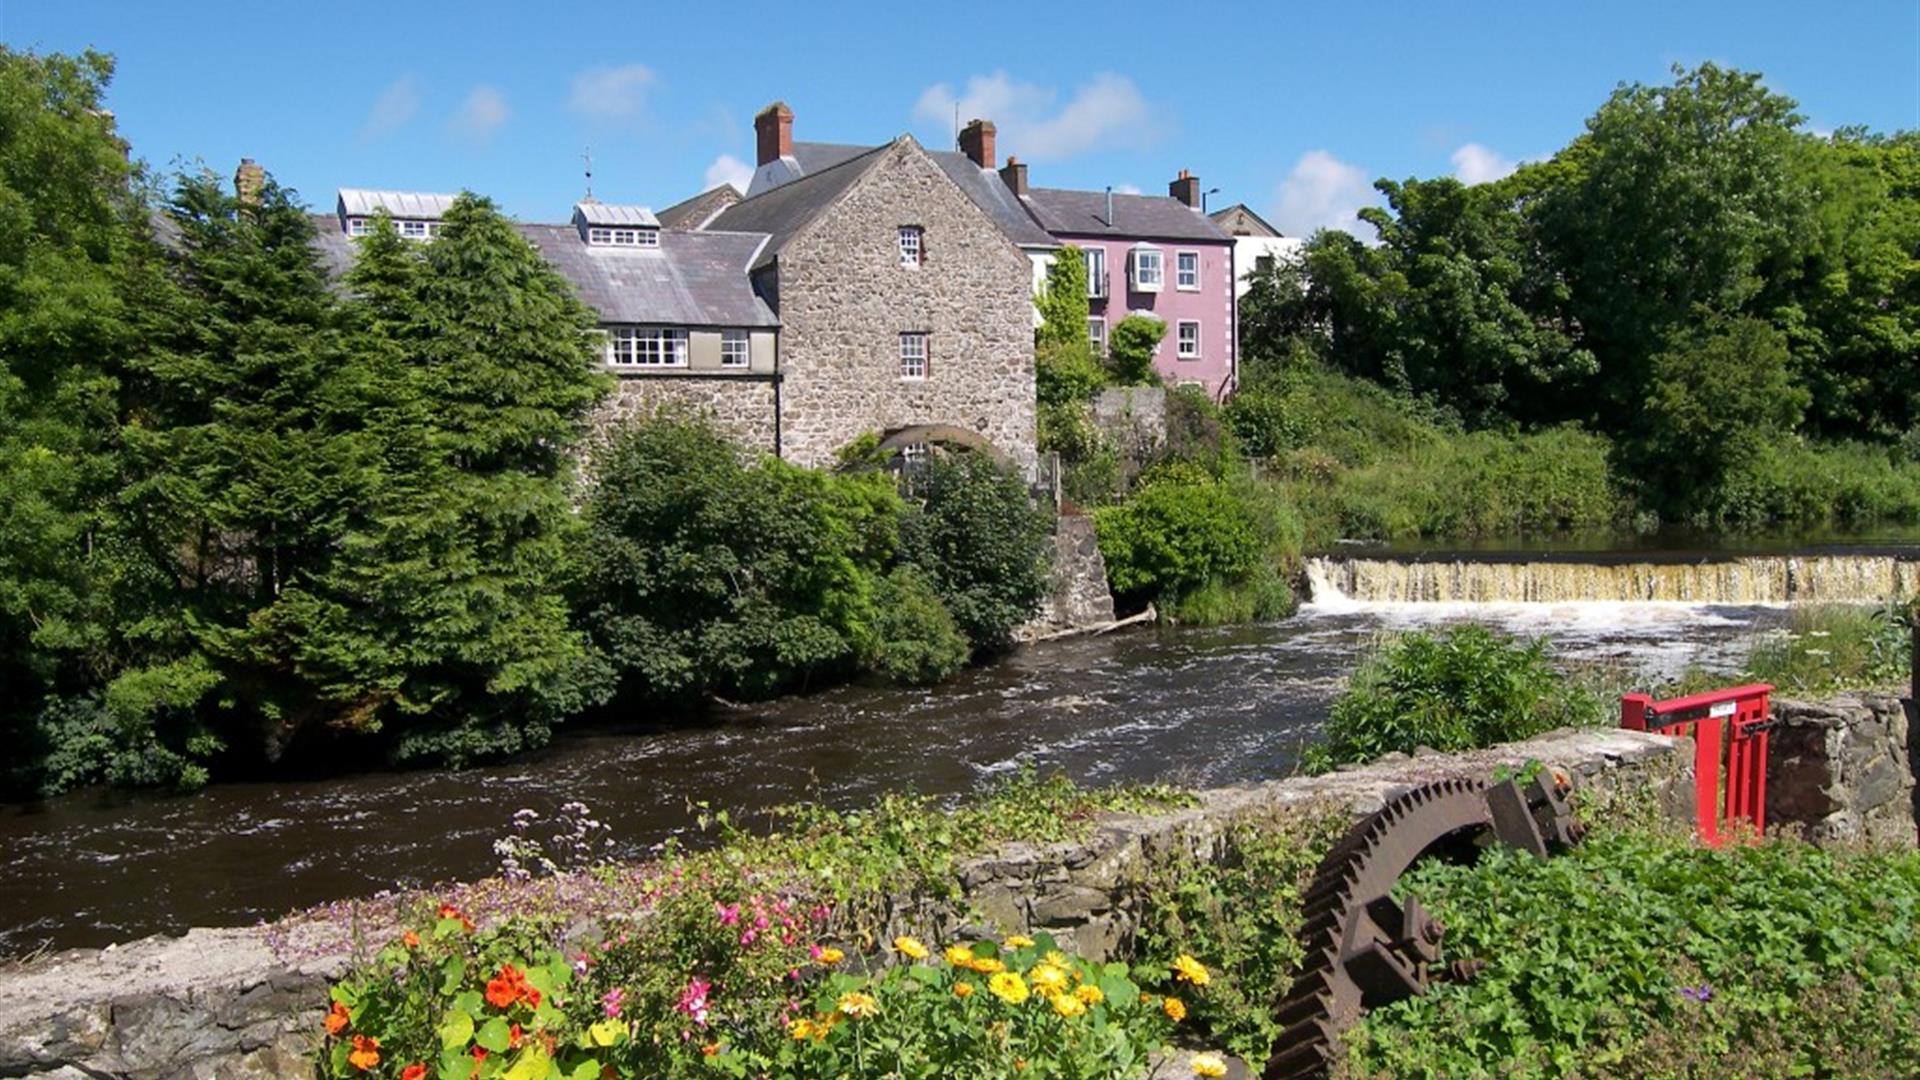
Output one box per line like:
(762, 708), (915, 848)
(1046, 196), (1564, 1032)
(1264, 773), (1584, 1078)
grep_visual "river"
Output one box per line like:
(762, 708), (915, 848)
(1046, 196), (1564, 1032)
(0, 597), (1784, 956)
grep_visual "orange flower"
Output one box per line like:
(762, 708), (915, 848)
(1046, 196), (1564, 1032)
(324, 1001), (350, 1036)
(402, 930), (420, 949)
(486, 964), (533, 1009)
(508, 1023), (524, 1049)
(347, 1034), (380, 1072)
(702, 1043), (720, 1056)
(401, 1065), (427, 1080)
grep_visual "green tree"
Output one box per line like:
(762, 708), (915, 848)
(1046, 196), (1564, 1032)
(1092, 464), (1259, 606)
(0, 48), (142, 791)
(1535, 64), (1812, 409)
(899, 452), (1051, 654)
(1035, 244), (1091, 348)
(1107, 314), (1167, 385)
(581, 414), (902, 702)
(1633, 314), (1808, 519)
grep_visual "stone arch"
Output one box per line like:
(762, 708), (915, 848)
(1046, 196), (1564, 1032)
(875, 423), (1014, 466)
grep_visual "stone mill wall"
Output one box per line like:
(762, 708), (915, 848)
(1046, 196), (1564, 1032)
(1767, 692), (1915, 846)
(0, 727), (1691, 1078)
(590, 374), (780, 457)
(1015, 513), (1116, 641)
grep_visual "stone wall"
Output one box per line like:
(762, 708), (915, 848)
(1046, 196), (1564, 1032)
(1092, 385), (1166, 462)
(1767, 692), (1915, 845)
(773, 139), (1037, 469)
(0, 727), (1688, 1078)
(1016, 513), (1116, 641)
(590, 374), (780, 456)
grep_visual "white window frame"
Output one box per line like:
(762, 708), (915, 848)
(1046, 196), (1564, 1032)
(720, 330), (750, 368)
(898, 226), (923, 266)
(1176, 320), (1201, 360)
(899, 332), (929, 381)
(1130, 248), (1163, 292)
(1176, 251), (1200, 290)
(606, 327), (689, 368)
(1087, 316), (1107, 356)
(1084, 247), (1107, 298)
(587, 226), (660, 247)
(398, 219), (430, 240)
(635, 227), (659, 247)
(588, 227), (613, 244)
(347, 217), (374, 237)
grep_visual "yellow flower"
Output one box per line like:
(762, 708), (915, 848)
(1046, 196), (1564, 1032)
(1044, 950), (1070, 969)
(1074, 983), (1104, 1005)
(1173, 954), (1211, 987)
(1030, 964), (1071, 995)
(945, 944), (975, 966)
(787, 1018), (817, 1041)
(1050, 992), (1087, 1018)
(1005, 934), (1035, 948)
(954, 981), (975, 998)
(836, 991), (881, 1019)
(1191, 1052), (1228, 1078)
(814, 946), (845, 965)
(1163, 996), (1187, 1021)
(893, 936), (929, 960)
(970, 956), (1006, 974)
(988, 971), (1030, 1004)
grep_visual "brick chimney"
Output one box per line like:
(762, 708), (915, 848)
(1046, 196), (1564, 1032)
(959, 119), (995, 169)
(999, 156), (1028, 197)
(234, 158), (265, 205)
(1169, 169), (1201, 209)
(755, 102), (794, 167)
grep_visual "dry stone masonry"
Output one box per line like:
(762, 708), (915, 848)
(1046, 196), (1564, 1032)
(1766, 692), (1915, 845)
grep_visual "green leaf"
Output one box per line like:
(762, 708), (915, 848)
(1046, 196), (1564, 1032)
(476, 1017), (513, 1053)
(438, 1008), (475, 1049)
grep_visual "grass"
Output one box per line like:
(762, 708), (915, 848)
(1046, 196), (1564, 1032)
(1741, 601), (1911, 695)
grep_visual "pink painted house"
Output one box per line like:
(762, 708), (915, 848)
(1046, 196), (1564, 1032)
(1007, 164), (1238, 399)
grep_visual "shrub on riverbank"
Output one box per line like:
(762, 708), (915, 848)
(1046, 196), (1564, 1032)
(1306, 625), (1609, 770)
(1741, 601), (1912, 695)
(1336, 830), (1920, 1078)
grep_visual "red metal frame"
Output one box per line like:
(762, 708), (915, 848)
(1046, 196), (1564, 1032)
(1621, 683), (1773, 846)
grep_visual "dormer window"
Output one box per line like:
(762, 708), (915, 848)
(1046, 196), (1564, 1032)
(337, 188), (455, 243)
(1128, 246), (1164, 293)
(587, 226), (659, 247)
(574, 202), (661, 247)
(347, 217), (374, 237)
(399, 220), (430, 240)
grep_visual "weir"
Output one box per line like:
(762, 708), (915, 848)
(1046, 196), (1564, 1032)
(1305, 553), (1920, 605)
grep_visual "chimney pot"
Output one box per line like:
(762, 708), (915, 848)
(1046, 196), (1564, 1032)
(959, 118), (996, 169)
(1169, 170), (1201, 208)
(755, 102), (794, 168)
(234, 158), (266, 206)
(998, 155), (1028, 197)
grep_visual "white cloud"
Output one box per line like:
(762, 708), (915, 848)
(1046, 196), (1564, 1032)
(1450, 142), (1516, 185)
(569, 64), (657, 124)
(1270, 150), (1379, 239)
(911, 71), (1155, 162)
(362, 74), (421, 140)
(1113, 183), (1142, 195)
(703, 153), (752, 193)
(451, 85), (510, 144)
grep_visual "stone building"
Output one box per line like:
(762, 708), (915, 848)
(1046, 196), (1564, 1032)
(707, 106), (1040, 467)
(1209, 201), (1303, 299)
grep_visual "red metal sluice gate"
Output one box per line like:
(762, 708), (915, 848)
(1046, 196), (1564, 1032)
(1620, 683), (1774, 846)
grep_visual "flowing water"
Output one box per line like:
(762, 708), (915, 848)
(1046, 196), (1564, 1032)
(0, 595), (1788, 956)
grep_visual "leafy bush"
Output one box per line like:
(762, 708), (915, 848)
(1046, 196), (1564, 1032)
(1155, 385), (1238, 479)
(863, 567), (970, 685)
(582, 415), (904, 703)
(1107, 315), (1167, 385)
(1712, 439), (1920, 526)
(1036, 339), (1107, 407)
(899, 452), (1051, 654)
(1134, 809), (1350, 1062)
(1093, 465), (1260, 606)
(1742, 601), (1911, 694)
(1308, 625), (1607, 770)
(1338, 831), (1920, 1078)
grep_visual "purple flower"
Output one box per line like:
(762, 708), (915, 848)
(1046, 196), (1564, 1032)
(1679, 984), (1714, 1002)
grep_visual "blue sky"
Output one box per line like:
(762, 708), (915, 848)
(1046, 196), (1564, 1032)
(6, 1), (1917, 235)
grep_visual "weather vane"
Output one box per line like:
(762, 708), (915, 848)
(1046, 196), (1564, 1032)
(583, 146), (594, 200)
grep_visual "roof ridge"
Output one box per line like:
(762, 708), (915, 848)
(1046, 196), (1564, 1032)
(725, 141), (889, 209)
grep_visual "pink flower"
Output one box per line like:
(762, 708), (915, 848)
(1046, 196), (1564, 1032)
(740, 929), (758, 946)
(601, 987), (625, 1019)
(677, 979), (711, 1027)
(716, 903), (740, 927)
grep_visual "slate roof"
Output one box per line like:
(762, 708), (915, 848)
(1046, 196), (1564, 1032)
(705, 143), (888, 270)
(1022, 187), (1231, 243)
(304, 214), (776, 328)
(926, 150), (1059, 249)
(658, 184), (742, 231)
(337, 189), (458, 219)
(572, 201), (659, 228)
(1209, 202), (1284, 238)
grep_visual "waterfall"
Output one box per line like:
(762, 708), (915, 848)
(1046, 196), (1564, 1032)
(1304, 554), (1920, 606)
